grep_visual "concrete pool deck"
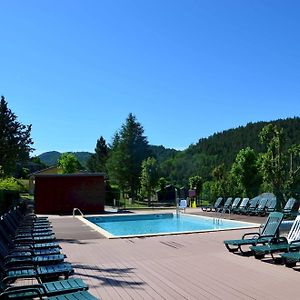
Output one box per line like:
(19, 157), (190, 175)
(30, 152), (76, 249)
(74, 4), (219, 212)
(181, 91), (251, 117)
(49, 209), (300, 299)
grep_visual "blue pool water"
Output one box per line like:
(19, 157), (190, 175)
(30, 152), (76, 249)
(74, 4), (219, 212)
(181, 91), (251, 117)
(85, 213), (256, 238)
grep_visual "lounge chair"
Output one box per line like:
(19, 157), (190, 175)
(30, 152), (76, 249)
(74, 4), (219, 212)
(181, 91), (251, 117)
(249, 198), (268, 216)
(283, 198), (298, 216)
(0, 225), (61, 251)
(47, 290), (99, 299)
(233, 197), (249, 214)
(230, 197), (241, 212)
(217, 197), (233, 213)
(224, 212), (284, 255)
(250, 215), (300, 261)
(245, 196), (261, 215)
(201, 197), (223, 212)
(0, 221), (56, 244)
(0, 278), (90, 299)
(280, 251), (300, 268)
(265, 198), (276, 214)
(0, 241), (65, 267)
(1, 262), (74, 283)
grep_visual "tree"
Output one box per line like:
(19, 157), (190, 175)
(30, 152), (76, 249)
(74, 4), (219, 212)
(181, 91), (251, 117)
(57, 153), (81, 174)
(140, 157), (159, 206)
(87, 136), (109, 173)
(0, 96), (34, 176)
(107, 113), (151, 200)
(230, 147), (261, 198)
(211, 163), (228, 197)
(188, 175), (203, 199)
(258, 124), (286, 208)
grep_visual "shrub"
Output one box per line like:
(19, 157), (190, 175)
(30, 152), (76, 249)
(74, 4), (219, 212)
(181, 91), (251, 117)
(0, 177), (21, 213)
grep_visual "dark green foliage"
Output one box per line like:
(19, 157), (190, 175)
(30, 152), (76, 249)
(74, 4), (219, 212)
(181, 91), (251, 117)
(0, 96), (34, 176)
(0, 190), (20, 214)
(106, 114), (151, 199)
(87, 136), (109, 173)
(160, 117), (300, 186)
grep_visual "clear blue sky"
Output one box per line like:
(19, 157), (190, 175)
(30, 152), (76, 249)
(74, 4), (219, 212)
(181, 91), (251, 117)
(1, 0), (299, 155)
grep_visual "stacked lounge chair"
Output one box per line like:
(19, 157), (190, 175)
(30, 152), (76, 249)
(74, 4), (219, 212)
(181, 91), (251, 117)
(0, 206), (99, 299)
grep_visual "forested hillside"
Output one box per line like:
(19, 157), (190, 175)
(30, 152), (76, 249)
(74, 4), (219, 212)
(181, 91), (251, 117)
(38, 117), (300, 187)
(160, 117), (300, 185)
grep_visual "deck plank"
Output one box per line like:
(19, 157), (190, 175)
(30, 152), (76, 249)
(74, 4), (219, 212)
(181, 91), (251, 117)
(49, 212), (300, 300)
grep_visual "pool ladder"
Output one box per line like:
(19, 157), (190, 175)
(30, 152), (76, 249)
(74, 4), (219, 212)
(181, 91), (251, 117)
(73, 208), (85, 217)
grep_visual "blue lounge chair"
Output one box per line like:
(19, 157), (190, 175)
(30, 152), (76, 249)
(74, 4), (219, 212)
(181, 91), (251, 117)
(224, 212), (284, 255)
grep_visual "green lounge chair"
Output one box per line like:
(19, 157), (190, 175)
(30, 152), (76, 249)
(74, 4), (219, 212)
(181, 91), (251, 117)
(201, 197), (223, 212)
(0, 278), (89, 299)
(217, 197), (233, 213)
(2, 262), (74, 283)
(224, 212), (284, 255)
(280, 251), (300, 268)
(250, 215), (300, 261)
(0, 245), (66, 268)
(283, 198), (298, 216)
(245, 196), (261, 215)
(233, 197), (249, 214)
(249, 198), (268, 216)
(48, 290), (99, 300)
(265, 198), (276, 214)
(230, 197), (241, 212)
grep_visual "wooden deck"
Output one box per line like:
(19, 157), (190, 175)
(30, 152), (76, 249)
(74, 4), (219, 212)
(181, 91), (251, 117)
(49, 210), (300, 300)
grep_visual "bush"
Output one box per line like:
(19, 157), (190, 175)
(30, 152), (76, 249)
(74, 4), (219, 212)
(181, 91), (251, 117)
(0, 177), (21, 213)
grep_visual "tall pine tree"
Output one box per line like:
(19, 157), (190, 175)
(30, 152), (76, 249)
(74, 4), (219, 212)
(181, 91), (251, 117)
(87, 136), (109, 173)
(107, 113), (151, 200)
(0, 96), (34, 176)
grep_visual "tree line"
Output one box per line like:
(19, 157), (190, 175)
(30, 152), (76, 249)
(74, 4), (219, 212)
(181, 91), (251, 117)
(1, 95), (300, 209)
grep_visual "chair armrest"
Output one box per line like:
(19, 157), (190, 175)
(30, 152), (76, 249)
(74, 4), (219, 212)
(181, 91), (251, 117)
(242, 232), (260, 239)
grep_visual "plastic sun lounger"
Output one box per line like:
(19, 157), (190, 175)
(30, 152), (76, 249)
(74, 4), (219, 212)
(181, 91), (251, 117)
(0, 278), (89, 299)
(2, 262), (74, 283)
(201, 197), (223, 212)
(230, 197), (241, 212)
(233, 197), (249, 214)
(217, 197), (233, 213)
(250, 215), (300, 262)
(224, 212), (284, 255)
(249, 198), (268, 216)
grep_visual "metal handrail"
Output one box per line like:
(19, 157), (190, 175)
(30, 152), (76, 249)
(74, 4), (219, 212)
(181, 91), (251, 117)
(73, 207), (84, 217)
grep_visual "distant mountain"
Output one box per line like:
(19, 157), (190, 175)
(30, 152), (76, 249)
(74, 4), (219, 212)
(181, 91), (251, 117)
(39, 151), (92, 167)
(38, 151), (61, 166)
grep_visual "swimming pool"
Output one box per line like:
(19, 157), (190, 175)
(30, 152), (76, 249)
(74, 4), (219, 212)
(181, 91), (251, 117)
(84, 213), (257, 238)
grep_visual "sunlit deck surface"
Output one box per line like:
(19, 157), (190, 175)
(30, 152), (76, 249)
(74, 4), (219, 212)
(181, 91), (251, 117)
(48, 209), (300, 300)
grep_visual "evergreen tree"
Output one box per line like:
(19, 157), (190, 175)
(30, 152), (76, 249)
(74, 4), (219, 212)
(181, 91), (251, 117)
(87, 136), (109, 173)
(107, 113), (151, 199)
(0, 96), (34, 176)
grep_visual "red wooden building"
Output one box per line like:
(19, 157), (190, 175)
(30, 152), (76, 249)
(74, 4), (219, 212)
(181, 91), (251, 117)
(34, 174), (105, 214)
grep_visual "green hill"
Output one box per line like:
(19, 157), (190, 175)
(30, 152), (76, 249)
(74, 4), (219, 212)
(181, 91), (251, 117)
(39, 151), (92, 167)
(160, 117), (300, 185)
